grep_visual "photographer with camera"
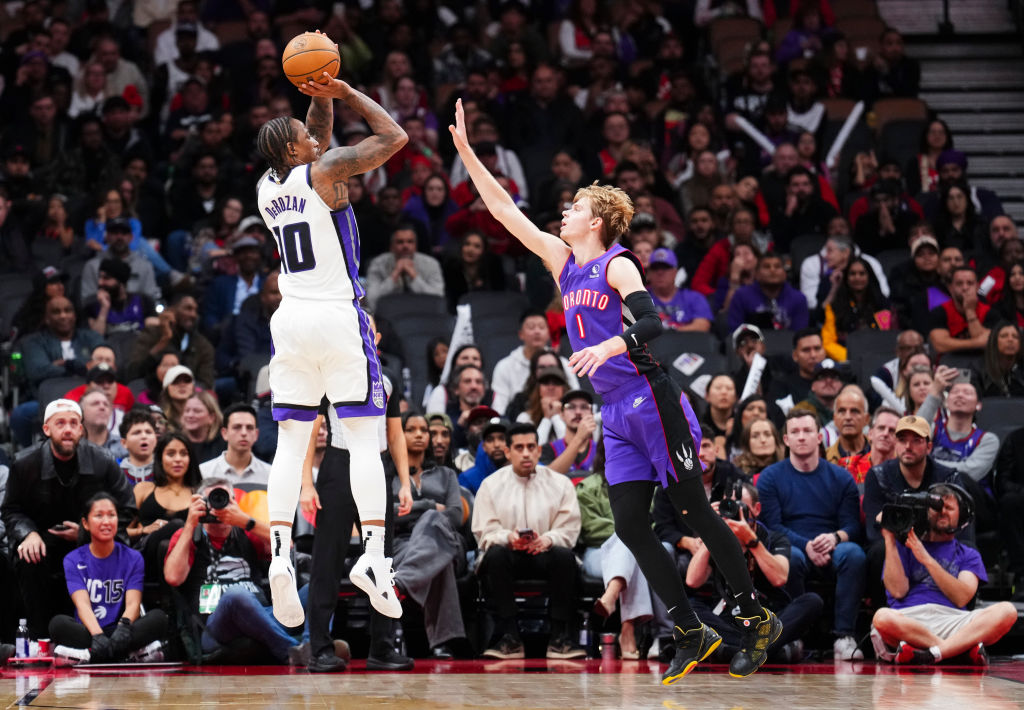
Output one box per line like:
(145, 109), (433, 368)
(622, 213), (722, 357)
(686, 482), (823, 663)
(163, 478), (310, 665)
(862, 415), (968, 611)
(756, 409), (865, 660)
(871, 483), (1016, 665)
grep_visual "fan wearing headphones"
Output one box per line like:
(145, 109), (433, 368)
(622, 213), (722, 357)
(869, 482), (1017, 666)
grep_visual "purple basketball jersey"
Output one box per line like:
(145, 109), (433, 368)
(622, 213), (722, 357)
(558, 244), (660, 396)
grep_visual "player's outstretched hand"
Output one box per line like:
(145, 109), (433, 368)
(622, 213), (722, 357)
(569, 338), (625, 378)
(297, 73), (353, 100)
(448, 98), (469, 150)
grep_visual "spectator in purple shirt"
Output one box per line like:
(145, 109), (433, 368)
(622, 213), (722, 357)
(50, 493), (168, 663)
(728, 252), (809, 332)
(871, 483), (1016, 665)
(647, 247), (713, 332)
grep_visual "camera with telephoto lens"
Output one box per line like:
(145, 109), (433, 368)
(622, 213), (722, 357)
(200, 487), (231, 523)
(718, 481), (751, 521)
(881, 492), (943, 543)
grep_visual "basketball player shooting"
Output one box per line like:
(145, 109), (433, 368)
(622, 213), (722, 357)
(255, 49), (409, 627)
(449, 100), (780, 683)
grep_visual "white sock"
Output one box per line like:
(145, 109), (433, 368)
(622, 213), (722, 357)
(362, 524), (386, 557)
(270, 525), (293, 559)
(929, 646), (942, 661)
(267, 418), (315, 557)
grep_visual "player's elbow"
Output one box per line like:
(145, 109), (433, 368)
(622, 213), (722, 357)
(390, 126), (409, 150)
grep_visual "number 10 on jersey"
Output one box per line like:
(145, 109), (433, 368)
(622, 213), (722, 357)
(271, 222), (316, 274)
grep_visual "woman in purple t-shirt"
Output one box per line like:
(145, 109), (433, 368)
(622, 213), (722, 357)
(49, 493), (168, 663)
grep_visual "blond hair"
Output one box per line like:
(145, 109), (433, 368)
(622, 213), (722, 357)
(574, 182), (634, 247)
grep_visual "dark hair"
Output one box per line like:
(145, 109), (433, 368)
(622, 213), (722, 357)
(831, 256), (888, 335)
(506, 422), (538, 442)
(793, 327), (822, 348)
(449, 344), (485, 373)
(451, 363), (485, 386)
(222, 402), (258, 429)
(152, 432), (203, 490)
(871, 405), (902, 426)
(613, 160), (641, 180)
(785, 407), (820, 429)
(699, 423), (715, 440)
(81, 491), (118, 521)
(168, 290), (197, 308)
(519, 308), (547, 328)
(119, 409), (154, 438)
(786, 165), (815, 185)
(425, 336), (449, 387)
(688, 205), (713, 219)
(256, 116), (297, 178)
(982, 321), (1024, 395)
(918, 118), (953, 154)
(756, 250), (783, 267)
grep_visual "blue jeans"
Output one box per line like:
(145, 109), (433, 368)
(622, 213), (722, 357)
(788, 541), (866, 636)
(166, 230), (191, 272)
(201, 587), (307, 663)
(10, 400), (39, 448)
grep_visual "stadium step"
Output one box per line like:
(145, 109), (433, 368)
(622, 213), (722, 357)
(890, 0), (1024, 227)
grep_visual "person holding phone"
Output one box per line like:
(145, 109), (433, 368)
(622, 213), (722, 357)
(472, 423), (583, 660)
(2, 399), (136, 640)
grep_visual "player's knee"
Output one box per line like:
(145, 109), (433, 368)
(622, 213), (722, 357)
(871, 608), (897, 631)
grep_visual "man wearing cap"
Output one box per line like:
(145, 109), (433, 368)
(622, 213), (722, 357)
(890, 231), (942, 327)
(364, 224), (445, 310)
(928, 266), (992, 356)
(3, 399), (135, 637)
(861, 414), (969, 608)
(85, 257), (157, 335)
(459, 416), (510, 494)
(870, 483), (1016, 666)
(81, 217), (160, 303)
(756, 408), (865, 660)
(541, 390), (598, 477)
(202, 235), (266, 332)
(792, 359), (847, 446)
(647, 248), (712, 332)
(64, 346), (135, 418)
(427, 413), (456, 468)
(727, 251), (809, 332)
(491, 312), (578, 416)
(444, 364), (493, 450)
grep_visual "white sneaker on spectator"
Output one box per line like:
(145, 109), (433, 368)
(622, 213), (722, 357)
(53, 645), (90, 666)
(350, 552), (402, 618)
(833, 635), (864, 660)
(269, 556), (305, 627)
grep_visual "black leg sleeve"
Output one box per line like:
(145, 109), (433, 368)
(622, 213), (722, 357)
(48, 614), (94, 650)
(608, 480), (699, 630)
(307, 447), (357, 657)
(666, 475), (760, 617)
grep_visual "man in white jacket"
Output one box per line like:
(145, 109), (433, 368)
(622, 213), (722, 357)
(490, 310), (577, 414)
(472, 423), (583, 660)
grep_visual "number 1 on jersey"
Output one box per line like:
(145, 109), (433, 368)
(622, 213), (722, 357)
(272, 222), (316, 274)
(575, 313), (586, 339)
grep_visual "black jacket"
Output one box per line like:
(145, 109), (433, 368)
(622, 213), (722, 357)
(2, 440), (136, 550)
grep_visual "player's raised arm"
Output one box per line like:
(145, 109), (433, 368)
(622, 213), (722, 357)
(449, 99), (570, 274)
(301, 76), (408, 183)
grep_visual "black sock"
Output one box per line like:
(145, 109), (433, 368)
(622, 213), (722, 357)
(733, 591), (763, 619)
(668, 605), (701, 633)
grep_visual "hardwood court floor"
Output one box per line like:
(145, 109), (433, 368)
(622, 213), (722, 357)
(2, 659), (1023, 709)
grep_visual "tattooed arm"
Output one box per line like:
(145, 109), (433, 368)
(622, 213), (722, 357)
(300, 75), (407, 209)
(305, 96), (333, 150)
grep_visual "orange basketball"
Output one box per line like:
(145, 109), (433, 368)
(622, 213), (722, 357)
(282, 31), (340, 87)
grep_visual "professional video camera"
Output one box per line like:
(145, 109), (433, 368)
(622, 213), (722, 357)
(880, 492), (943, 543)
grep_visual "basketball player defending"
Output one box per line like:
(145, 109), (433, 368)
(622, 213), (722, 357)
(255, 71), (407, 627)
(450, 101), (780, 682)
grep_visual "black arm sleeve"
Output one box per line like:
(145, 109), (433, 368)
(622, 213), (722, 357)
(620, 291), (663, 348)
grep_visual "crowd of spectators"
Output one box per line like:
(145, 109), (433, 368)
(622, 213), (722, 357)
(0, 0), (1022, 668)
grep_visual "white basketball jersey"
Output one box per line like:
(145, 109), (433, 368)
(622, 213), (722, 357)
(257, 163), (365, 302)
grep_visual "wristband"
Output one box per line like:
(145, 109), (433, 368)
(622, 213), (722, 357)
(833, 532), (842, 545)
(245, 517), (256, 531)
(745, 538), (760, 550)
